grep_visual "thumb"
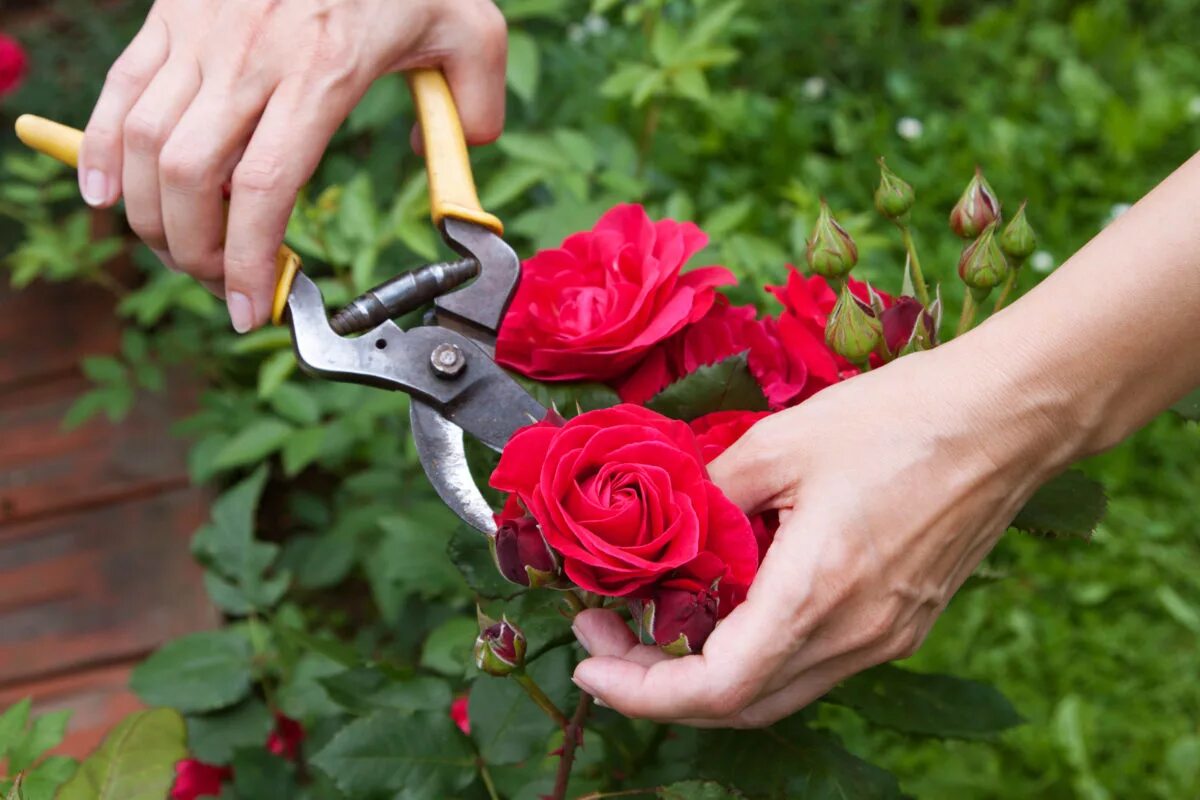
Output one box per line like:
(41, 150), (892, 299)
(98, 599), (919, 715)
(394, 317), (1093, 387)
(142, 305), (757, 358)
(706, 412), (799, 515)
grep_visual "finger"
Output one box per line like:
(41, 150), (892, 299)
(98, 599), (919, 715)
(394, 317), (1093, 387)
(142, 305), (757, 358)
(224, 77), (367, 332)
(121, 56), (202, 252)
(572, 609), (672, 669)
(706, 413), (798, 513)
(439, 2), (508, 144)
(159, 83), (270, 281)
(80, 17), (170, 207)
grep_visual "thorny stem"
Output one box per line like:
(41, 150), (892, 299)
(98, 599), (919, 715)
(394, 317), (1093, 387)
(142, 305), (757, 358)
(551, 690), (594, 800)
(992, 258), (1025, 312)
(897, 223), (932, 306)
(513, 670), (570, 728)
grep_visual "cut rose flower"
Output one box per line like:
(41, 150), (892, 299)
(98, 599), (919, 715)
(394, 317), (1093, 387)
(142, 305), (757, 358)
(0, 35), (28, 98)
(491, 405), (758, 613)
(496, 204), (734, 382)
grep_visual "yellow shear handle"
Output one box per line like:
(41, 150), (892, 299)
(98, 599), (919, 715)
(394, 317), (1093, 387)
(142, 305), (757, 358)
(408, 69), (503, 235)
(13, 114), (303, 325)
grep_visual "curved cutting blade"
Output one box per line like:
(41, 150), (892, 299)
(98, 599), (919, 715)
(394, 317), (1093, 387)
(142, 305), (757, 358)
(410, 399), (497, 536)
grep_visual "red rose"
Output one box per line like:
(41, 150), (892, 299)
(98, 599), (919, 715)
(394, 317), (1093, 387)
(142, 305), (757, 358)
(491, 405), (757, 612)
(450, 695), (471, 735)
(496, 204), (735, 382)
(880, 296), (936, 355)
(265, 713), (305, 761)
(171, 760), (231, 800)
(0, 35), (28, 98)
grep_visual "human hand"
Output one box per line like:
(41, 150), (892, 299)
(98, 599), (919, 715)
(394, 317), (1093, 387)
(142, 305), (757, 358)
(79, 0), (507, 331)
(569, 343), (1080, 727)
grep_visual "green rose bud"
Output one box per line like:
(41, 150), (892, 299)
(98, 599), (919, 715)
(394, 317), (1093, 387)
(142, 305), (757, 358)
(948, 167), (1002, 239)
(474, 617), (527, 677)
(999, 200), (1037, 261)
(874, 157), (916, 222)
(825, 285), (882, 365)
(806, 200), (859, 279)
(957, 222), (1008, 298)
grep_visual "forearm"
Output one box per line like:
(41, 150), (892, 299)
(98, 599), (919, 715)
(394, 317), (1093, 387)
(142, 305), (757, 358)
(938, 151), (1200, 470)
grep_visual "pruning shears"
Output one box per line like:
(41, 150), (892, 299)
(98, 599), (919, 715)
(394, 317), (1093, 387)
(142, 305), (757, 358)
(14, 69), (545, 535)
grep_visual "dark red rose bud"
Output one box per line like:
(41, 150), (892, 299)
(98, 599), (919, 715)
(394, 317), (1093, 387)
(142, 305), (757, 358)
(474, 617), (527, 676)
(640, 587), (718, 656)
(491, 514), (562, 588)
(0, 35), (29, 99)
(265, 713), (305, 761)
(171, 760), (232, 800)
(880, 297), (937, 358)
(949, 167), (1002, 239)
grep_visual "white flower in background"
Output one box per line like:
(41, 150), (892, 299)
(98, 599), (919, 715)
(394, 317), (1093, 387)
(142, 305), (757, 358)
(1188, 95), (1200, 119)
(802, 77), (827, 101)
(583, 13), (609, 36)
(1030, 250), (1056, 273)
(1106, 202), (1132, 225)
(896, 117), (924, 141)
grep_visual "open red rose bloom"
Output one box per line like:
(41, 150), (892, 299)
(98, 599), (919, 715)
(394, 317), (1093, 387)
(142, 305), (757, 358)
(490, 203), (927, 655)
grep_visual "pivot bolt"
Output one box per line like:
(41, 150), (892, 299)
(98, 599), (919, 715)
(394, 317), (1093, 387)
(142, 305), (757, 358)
(431, 343), (466, 378)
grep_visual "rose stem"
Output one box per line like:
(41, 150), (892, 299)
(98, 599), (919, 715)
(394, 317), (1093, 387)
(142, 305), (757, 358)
(551, 690), (594, 800)
(478, 760), (501, 800)
(513, 670), (570, 728)
(563, 591), (586, 616)
(992, 258), (1025, 312)
(897, 223), (932, 306)
(955, 291), (980, 337)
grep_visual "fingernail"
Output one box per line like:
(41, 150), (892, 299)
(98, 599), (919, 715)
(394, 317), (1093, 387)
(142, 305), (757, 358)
(228, 292), (254, 334)
(571, 675), (599, 698)
(81, 169), (108, 206)
(571, 622), (595, 655)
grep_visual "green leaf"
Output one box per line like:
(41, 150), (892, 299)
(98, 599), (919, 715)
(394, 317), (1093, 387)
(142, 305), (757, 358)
(230, 748), (297, 800)
(419, 617), (480, 678)
(281, 426), (327, 477)
(57, 709), (188, 800)
(213, 419), (294, 470)
(269, 383), (321, 426)
(646, 353), (769, 421)
(365, 510), (467, 623)
(447, 526), (527, 601)
(320, 668), (452, 717)
(659, 781), (746, 799)
(5, 710), (69, 774)
(310, 710), (475, 798)
(130, 630), (255, 713)
(19, 756), (77, 800)
(468, 648), (575, 765)
(693, 715), (901, 798)
(512, 375), (620, 418)
(0, 698), (32, 760)
(185, 699), (274, 765)
(827, 664), (1024, 740)
(1171, 386), (1200, 420)
(507, 29), (541, 104)
(257, 350), (297, 399)
(1012, 470), (1108, 540)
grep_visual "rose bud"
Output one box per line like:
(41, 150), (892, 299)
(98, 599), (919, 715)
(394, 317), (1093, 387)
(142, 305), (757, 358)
(640, 587), (719, 656)
(948, 167), (1002, 239)
(491, 514), (562, 588)
(474, 617), (527, 677)
(874, 158), (916, 222)
(806, 200), (859, 280)
(957, 222), (1009, 297)
(999, 200), (1037, 261)
(825, 284), (882, 365)
(880, 296), (937, 359)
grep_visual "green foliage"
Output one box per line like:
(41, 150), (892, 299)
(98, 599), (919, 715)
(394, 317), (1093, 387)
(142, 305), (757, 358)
(56, 710), (186, 800)
(1012, 470), (1109, 540)
(1171, 387), (1200, 421)
(646, 353), (769, 420)
(0, 700), (76, 800)
(5, 1), (1200, 798)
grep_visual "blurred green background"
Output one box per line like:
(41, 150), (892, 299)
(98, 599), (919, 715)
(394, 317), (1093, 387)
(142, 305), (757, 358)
(2, 1), (1198, 798)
